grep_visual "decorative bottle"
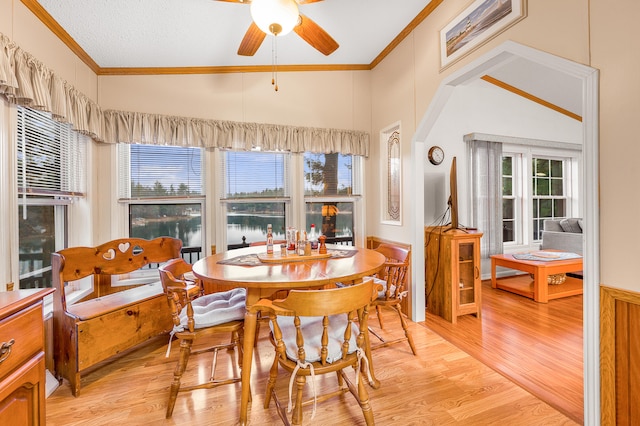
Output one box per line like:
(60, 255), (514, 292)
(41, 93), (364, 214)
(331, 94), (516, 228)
(266, 224), (274, 254)
(309, 224), (318, 250)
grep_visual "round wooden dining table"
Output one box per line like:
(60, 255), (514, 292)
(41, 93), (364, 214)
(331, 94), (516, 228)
(192, 245), (386, 426)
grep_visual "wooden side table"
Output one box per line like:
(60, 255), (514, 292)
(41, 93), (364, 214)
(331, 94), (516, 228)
(491, 252), (583, 302)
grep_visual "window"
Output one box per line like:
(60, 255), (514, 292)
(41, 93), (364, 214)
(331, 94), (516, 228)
(502, 156), (515, 243)
(221, 150), (289, 247)
(501, 146), (578, 249)
(118, 144), (204, 260)
(16, 106), (86, 289)
(304, 152), (360, 244)
(532, 157), (566, 240)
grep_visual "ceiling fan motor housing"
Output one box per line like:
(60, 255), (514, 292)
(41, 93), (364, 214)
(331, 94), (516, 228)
(250, 0), (299, 36)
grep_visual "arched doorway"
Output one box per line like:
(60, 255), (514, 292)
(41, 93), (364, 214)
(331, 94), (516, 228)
(410, 41), (599, 424)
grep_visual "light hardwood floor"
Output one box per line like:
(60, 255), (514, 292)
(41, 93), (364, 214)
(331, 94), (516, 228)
(46, 296), (578, 425)
(424, 278), (584, 424)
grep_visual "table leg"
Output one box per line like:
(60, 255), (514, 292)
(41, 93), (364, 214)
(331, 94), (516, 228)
(239, 310), (257, 426)
(534, 268), (549, 303)
(491, 258), (497, 289)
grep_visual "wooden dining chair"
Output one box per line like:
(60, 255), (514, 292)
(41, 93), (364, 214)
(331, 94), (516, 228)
(368, 244), (417, 355)
(158, 258), (247, 418)
(252, 278), (376, 425)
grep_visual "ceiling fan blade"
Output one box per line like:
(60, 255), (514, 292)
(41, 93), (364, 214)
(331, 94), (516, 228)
(296, 0), (324, 4)
(238, 22), (266, 56)
(294, 13), (338, 56)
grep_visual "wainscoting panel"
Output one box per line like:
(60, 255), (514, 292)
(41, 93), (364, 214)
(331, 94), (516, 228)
(600, 285), (640, 425)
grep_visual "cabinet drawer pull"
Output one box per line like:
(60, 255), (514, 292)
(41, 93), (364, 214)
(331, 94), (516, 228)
(0, 339), (15, 364)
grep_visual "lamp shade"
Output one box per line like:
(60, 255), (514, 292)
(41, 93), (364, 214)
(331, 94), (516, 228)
(250, 0), (299, 36)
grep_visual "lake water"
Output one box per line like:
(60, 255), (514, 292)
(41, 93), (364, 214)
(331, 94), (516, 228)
(130, 213), (353, 248)
(228, 213), (353, 245)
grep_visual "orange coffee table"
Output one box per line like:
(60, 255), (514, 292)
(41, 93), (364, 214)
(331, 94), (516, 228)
(490, 251), (583, 303)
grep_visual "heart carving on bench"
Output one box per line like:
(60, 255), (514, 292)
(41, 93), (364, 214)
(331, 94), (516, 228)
(118, 242), (130, 253)
(103, 248), (116, 260)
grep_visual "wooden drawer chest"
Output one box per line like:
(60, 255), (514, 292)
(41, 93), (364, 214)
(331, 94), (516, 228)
(0, 288), (54, 426)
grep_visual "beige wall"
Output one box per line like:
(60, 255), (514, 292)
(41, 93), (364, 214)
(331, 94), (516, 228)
(367, 0), (591, 246)
(98, 71), (371, 131)
(591, 0), (640, 293)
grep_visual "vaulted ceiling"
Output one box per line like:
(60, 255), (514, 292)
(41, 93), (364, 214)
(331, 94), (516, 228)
(26, 0), (583, 119)
(33, 0), (437, 71)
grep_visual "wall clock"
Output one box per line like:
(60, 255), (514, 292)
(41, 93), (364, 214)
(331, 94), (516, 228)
(427, 146), (444, 165)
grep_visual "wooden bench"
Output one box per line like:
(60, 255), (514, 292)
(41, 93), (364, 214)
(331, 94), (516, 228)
(51, 237), (182, 396)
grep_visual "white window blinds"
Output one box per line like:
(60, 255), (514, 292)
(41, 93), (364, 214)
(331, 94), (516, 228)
(221, 151), (289, 199)
(118, 144), (203, 199)
(16, 106), (86, 197)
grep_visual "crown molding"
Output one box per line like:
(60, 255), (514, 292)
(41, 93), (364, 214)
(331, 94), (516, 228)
(22, 0), (442, 76)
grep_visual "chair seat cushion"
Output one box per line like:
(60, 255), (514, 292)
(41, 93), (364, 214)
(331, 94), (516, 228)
(272, 315), (359, 363)
(364, 276), (396, 300)
(336, 277), (395, 300)
(179, 287), (246, 329)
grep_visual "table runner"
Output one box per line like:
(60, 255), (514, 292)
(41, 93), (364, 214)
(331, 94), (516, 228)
(218, 249), (358, 266)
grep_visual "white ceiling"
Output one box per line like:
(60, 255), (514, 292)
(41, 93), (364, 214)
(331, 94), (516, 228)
(35, 0), (583, 117)
(37, 0), (434, 68)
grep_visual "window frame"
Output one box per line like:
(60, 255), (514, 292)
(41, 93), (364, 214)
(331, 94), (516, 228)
(502, 144), (580, 252)
(218, 149), (291, 248)
(217, 150), (363, 250)
(117, 143), (206, 260)
(15, 106), (88, 294)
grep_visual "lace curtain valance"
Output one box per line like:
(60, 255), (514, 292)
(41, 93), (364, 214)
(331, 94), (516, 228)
(0, 33), (369, 156)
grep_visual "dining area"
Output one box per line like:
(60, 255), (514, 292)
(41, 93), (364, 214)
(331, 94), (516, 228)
(187, 243), (391, 425)
(44, 242), (577, 425)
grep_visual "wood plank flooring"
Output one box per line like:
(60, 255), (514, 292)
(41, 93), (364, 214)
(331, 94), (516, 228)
(46, 296), (578, 425)
(424, 278), (584, 424)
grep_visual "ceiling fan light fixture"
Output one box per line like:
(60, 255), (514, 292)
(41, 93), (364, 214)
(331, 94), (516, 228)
(250, 0), (299, 36)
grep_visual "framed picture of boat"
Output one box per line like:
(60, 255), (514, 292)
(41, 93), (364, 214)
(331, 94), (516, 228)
(440, 0), (527, 70)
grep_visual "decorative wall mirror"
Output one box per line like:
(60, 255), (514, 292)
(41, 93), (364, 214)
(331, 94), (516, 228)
(381, 123), (401, 225)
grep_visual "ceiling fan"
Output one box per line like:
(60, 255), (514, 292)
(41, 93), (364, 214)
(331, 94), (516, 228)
(216, 0), (339, 56)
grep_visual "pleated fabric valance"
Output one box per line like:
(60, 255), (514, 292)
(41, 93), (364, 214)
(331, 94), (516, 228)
(0, 33), (369, 156)
(101, 110), (370, 156)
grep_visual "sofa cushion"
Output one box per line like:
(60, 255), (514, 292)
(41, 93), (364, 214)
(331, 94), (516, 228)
(559, 218), (582, 233)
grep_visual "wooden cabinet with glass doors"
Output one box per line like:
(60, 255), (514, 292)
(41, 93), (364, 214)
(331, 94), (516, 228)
(425, 226), (482, 324)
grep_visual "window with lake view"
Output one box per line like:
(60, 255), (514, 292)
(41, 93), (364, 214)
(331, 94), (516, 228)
(120, 144), (204, 257)
(17, 106), (86, 289)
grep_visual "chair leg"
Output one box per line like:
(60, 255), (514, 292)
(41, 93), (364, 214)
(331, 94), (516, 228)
(394, 305), (417, 355)
(375, 305), (384, 329)
(264, 354), (279, 409)
(355, 369), (375, 426)
(336, 370), (344, 388)
(166, 338), (193, 418)
(291, 375), (306, 425)
(232, 330), (242, 369)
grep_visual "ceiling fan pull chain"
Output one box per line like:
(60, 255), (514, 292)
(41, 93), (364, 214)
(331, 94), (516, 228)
(272, 36), (279, 92)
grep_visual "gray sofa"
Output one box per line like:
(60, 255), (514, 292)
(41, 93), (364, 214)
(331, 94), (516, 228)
(540, 218), (583, 255)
